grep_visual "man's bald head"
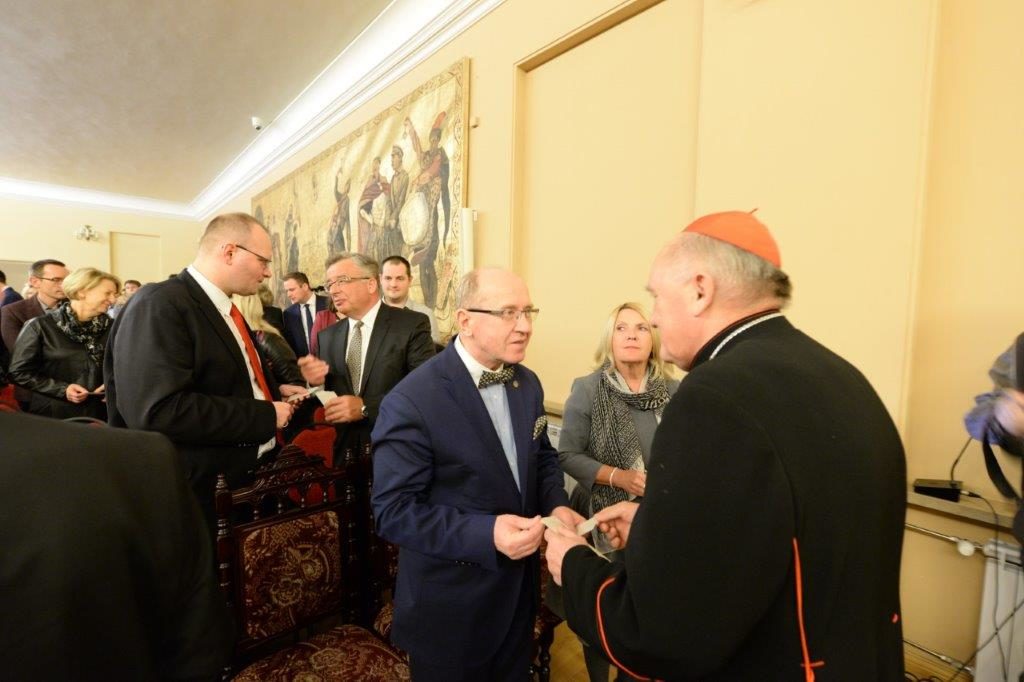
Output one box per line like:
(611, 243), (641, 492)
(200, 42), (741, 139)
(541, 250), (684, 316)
(198, 213), (266, 256)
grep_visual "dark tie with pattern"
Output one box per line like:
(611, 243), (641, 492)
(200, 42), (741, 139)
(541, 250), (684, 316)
(478, 365), (514, 389)
(347, 320), (364, 394)
(303, 303), (314, 347)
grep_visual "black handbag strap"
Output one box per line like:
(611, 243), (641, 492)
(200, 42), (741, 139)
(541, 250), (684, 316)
(982, 424), (1021, 504)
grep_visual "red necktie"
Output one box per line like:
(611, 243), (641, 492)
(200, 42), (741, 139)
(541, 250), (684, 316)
(229, 304), (281, 443)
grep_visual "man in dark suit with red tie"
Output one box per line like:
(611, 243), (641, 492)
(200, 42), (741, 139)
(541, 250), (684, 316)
(298, 252), (435, 457)
(371, 267), (575, 681)
(281, 271), (329, 357)
(105, 213), (299, 523)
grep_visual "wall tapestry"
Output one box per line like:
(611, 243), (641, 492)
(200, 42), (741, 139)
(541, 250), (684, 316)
(253, 58), (469, 339)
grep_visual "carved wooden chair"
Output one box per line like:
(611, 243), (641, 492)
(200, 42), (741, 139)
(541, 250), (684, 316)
(216, 446), (409, 681)
(532, 543), (562, 682)
(289, 421), (336, 467)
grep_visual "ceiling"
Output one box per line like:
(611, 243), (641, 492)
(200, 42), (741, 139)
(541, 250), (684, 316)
(0, 0), (392, 204)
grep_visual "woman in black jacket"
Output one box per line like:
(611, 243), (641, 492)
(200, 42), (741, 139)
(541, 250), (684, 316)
(232, 294), (305, 388)
(9, 268), (119, 420)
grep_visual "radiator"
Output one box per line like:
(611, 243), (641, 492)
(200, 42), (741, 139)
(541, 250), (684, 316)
(975, 540), (1024, 681)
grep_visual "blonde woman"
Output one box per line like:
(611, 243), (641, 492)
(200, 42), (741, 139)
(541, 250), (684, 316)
(559, 302), (678, 507)
(556, 302), (679, 680)
(232, 294), (305, 388)
(9, 268), (119, 419)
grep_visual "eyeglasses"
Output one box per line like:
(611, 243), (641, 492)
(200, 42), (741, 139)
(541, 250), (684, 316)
(324, 276), (372, 292)
(231, 243), (273, 267)
(35, 276), (65, 284)
(466, 308), (540, 323)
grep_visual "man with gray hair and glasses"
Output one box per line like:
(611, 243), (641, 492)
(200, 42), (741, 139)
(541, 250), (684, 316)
(371, 267), (574, 681)
(299, 251), (434, 458)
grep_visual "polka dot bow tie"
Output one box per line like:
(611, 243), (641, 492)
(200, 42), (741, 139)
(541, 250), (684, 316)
(478, 366), (514, 389)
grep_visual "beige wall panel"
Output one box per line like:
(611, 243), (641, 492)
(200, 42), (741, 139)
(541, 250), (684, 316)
(902, 506), (995, 660)
(693, 0), (938, 426)
(513, 0), (701, 404)
(0, 259), (32, 295)
(905, 0), (1024, 502)
(0, 195), (200, 279)
(110, 232), (162, 285)
(901, 0), (1024, 658)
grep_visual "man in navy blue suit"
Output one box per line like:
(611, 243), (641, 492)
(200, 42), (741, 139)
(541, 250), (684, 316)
(281, 271), (328, 357)
(371, 267), (576, 681)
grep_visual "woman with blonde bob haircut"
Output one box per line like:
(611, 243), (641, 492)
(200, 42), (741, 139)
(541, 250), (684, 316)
(9, 267), (120, 419)
(555, 301), (679, 680)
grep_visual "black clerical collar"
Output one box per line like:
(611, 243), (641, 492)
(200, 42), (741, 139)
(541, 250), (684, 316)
(688, 309), (784, 371)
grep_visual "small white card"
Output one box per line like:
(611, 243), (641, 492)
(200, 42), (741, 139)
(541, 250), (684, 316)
(541, 515), (613, 561)
(316, 390), (338, 405)
(541, 515), (600, 536)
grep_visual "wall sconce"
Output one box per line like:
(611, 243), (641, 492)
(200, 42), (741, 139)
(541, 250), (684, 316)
(74, 224), (100, 241)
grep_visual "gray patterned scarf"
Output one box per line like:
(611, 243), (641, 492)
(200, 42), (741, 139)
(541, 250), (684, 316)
(51, 301), (111, 366)
(587, 360), (671, 514)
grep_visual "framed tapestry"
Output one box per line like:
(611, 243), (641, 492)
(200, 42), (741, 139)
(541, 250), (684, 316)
(253, 58), (470, 340)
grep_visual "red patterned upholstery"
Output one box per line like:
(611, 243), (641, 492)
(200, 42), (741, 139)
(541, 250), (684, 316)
(291, 422), (336, 468)
(0, 384), (19, 412)
(238, 512), (342, 639)
(232, 625), (409, 681)
(218, 449), (387, 677)
(288, 423), (338, 503)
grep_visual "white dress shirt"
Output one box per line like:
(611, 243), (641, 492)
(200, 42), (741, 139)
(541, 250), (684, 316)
(346, 298), (383, 394)
(299, 297), (316, 345)
(187, 265), (275, 456)
(454, 336), (520, 491)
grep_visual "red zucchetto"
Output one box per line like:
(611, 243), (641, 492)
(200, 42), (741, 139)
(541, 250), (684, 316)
(683, 210), (781, 268)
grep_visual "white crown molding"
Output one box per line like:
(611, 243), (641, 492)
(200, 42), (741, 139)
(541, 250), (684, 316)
(0, 176), (194, 219)
(1, 0), (503, 222)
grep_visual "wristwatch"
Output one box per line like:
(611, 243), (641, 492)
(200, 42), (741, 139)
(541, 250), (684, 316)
(360, 404), (368, 419)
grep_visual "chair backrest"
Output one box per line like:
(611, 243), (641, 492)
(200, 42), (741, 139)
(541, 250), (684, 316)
(0, 384), (20, 412)
(215, 446), (361, 663)
(289, 421), (336, 467)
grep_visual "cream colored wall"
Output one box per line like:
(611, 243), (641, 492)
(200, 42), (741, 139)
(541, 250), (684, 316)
(901, 0), (1024, 658)
(0, 195), (201, 282)
(513, 0), (700, 402)
(695, 0), (937, 425)
(208, 0), (1024, 663)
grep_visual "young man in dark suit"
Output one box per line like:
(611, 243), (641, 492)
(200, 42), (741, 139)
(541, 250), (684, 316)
(0, 412), (231, 680)
(281, 271), (328, 356)
(299, 252), (434, 457)
(105, 213), (298, 523)
(545, 212), (907, 681)
(371, 267), (574, 681)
